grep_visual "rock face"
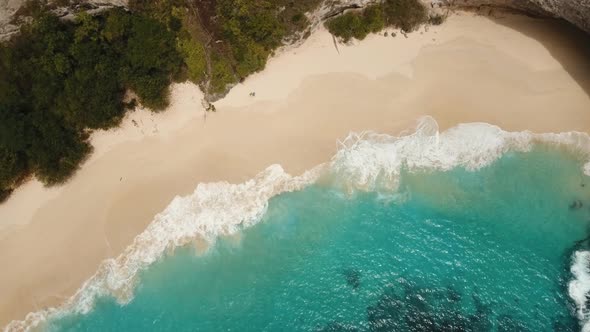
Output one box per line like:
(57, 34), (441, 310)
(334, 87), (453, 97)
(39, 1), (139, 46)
(316, 0), (590, 35)
(0, 0), (25, 39)
(438, 0), (590, 34)
(1, 0), (590, 41)
(0, 0), (128, 40)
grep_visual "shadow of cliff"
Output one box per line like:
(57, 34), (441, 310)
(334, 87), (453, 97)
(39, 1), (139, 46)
(485, 11), (590, 97)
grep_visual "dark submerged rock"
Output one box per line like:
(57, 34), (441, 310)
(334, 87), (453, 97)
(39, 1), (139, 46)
(569, 199), (583, 210)
(342, 268), (362, 289)
(365, 281), (546, 332)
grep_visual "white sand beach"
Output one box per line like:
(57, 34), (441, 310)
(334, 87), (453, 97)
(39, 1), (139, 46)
(1, 12), (590, 327)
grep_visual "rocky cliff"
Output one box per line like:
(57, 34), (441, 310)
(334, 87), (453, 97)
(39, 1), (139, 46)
(438, 0), (590, 33)
(0, 0), (128, 40)
(1, 0), (589, 41)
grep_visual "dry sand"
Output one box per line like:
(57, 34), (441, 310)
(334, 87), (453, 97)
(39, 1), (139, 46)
(1, 12), (590, 327)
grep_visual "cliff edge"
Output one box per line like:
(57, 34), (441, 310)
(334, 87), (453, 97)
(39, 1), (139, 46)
(2, 0), (589, 41)
(440, 0), (590, 34)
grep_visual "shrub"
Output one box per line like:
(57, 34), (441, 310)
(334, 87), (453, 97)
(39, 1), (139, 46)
(429, 13), (446, 26)
(326, 0), (428, 41)
(325, 5), (385, 42)
(383, 0), (428, 32)
(217, 0), (285, 79)
(0, 6), (183, 198)
(326, 11), (365, 42)
(178, 34), (207, 83)
(0, 148), (26, 189)
(276, 0), (320, 35)
(210, 54), (235, 95)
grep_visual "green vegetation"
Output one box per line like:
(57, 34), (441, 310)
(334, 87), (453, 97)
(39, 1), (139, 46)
(429, 13), (447, 26)
(128, 0), (322, 95)
(382, 0), (429, 32)
(213, 0), (321, 80)
(0, 0), (326, 201)
(177, 31), (207, 83)
(0, 8), (181, 200)
(210, 55), (236, 95)
(217, 0), (284, 78)
(325, 4), (386, 42)
(0, 0), (442, 202)
(326, 0), (431, 42)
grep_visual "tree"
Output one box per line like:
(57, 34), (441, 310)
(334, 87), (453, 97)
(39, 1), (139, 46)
(0, 6), (182, 199)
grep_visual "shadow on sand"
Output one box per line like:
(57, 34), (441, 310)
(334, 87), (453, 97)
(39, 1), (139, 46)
(481, 10), (590, 98)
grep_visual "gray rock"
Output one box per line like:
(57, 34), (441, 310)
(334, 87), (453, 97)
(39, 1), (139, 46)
(0, 0), (128, 40)
(434, 0), (590, 34)
(2, 0), (590, 41)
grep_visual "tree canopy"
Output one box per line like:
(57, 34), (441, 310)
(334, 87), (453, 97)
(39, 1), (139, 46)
(0, 0), (324, 202)
(0, 0), (441, 202)
(326, 0), (432, 42)
(0, 8), (181, 200)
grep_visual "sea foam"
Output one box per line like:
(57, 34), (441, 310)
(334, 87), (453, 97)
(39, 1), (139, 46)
(331, 117), (590, 193)
(5, 164), (323, 332)
(570, 250), (590, 332)
(6, 116), (590, 332)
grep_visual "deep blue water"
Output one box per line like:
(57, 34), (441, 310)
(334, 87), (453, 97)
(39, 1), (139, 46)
(46, 147), (590, 331)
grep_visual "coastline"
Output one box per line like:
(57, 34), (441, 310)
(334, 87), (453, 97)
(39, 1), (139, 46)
(1, 12), (590, 327)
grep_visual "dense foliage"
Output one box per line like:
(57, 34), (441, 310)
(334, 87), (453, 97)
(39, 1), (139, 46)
(326, 0), (431, 42)
(0, 0), (442, 202)
(217, 0), (282, 78)
(0, 9), (181, 200)
(325, 4), (386, 42)
(0, 0), (327, 201)
(128, 0), (322, 94)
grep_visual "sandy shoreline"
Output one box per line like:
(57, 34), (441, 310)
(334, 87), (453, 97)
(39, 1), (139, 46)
(1, 12), (590, 327)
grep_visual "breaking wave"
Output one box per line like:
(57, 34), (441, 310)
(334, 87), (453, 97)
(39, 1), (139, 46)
(331, 117), (590, 192)
(5, 164), (323, 332)
(6, 116), (590, 332)
(570, 251), (590, 332)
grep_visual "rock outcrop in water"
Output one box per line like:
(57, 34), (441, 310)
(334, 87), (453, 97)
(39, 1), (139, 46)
(342, 268), (362, 289)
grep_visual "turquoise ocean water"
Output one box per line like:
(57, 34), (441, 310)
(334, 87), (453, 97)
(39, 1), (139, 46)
(8, 120), (590, 332)
(43, 145), (590, 331)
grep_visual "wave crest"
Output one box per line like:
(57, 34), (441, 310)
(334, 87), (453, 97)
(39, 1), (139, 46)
(5, 164), (322, 332)
(330, 116), (590, 192)
(6, 117), (590, 331)
(570, 251), (590, 332)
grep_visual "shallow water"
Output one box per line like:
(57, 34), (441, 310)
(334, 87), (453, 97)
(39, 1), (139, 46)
(45, 147), (590, 331)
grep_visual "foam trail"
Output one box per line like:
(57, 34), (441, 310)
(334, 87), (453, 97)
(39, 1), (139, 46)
(330, 116), (590, 330)
(331, 116), (590, 192)
(5, 164), (323, 332)
(570, 251), (590, 332)
(6, 116), (590, 332)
